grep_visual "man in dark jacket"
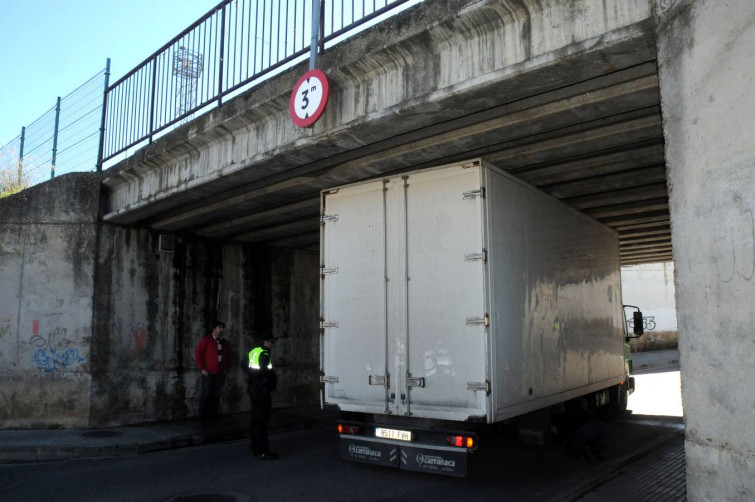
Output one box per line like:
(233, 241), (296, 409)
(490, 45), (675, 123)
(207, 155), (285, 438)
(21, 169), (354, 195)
(242, 336), (277, 459)
(194, 321), (232, 429)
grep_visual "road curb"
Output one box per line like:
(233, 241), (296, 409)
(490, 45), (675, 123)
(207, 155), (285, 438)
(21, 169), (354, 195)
(634, 360), (679, 370)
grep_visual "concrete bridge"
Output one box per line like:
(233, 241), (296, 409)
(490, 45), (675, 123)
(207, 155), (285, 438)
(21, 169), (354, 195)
(103, 0), (669, 264)
(1, 1), (753, 500)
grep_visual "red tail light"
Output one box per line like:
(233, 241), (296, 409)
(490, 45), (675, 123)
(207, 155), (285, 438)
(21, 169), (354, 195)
(446, 435), (463, 447)
(446, 435), (475, 448)
(338, 424), (360, 435)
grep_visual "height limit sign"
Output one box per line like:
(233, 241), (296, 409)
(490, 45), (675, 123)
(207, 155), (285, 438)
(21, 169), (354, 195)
(290, 69), (330, 128)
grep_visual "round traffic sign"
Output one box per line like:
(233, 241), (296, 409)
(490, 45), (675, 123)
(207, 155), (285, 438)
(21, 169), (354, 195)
(289, 69), (330, 128)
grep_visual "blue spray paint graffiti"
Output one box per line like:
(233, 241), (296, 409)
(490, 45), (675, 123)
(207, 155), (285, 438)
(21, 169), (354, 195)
(32, 347), (85, 380)
(28, 326), (85, 380)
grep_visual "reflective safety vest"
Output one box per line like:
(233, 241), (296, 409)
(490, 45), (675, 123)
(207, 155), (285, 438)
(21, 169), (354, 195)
(248, 347), (273, 370)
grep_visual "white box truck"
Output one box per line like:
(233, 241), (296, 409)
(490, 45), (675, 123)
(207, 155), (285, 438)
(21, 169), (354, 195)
(319, 159), (641, 476)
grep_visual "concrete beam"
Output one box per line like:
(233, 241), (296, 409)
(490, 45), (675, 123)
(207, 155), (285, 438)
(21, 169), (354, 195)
(584, 198), (668, 219)
(565, 183), (668, 210)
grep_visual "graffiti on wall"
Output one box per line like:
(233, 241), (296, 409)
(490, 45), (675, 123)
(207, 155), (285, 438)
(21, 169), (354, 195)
(28, 320), (86, 380)
(626, 316), (657, 332)
(0, 315), (12, 339)
(132, 322), (148, 352)
(716, 200), (754, 284)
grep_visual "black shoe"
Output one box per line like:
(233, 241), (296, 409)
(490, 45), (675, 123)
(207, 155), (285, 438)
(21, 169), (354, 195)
(257, 452), (279, 460)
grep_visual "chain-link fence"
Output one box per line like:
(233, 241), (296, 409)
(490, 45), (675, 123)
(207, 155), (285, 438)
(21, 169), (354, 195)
(0, 63), (109, 196)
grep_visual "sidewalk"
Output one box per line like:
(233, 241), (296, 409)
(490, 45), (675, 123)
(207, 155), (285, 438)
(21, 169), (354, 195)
(0, 404), (338, 463)
(632, 349), (680, 371)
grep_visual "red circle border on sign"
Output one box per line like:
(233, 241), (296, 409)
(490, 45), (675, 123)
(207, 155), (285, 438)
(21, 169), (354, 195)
(289, 69), (330, 128)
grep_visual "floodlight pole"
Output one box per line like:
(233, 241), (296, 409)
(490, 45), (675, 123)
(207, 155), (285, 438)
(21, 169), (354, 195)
(17, 127), (25, 187)
(310, 0), (323, 70)
(51, 97), (61, 179)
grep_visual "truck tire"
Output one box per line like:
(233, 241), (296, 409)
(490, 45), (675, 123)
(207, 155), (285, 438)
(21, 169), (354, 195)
(609, 384), (628, 413)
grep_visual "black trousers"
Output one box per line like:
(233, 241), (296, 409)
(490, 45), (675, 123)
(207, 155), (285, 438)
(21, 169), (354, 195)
(198, 373), (225, 425)
(250, 394), (272, 453)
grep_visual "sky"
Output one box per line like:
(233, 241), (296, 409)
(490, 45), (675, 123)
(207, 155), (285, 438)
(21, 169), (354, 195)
(0, 0), (218, 144)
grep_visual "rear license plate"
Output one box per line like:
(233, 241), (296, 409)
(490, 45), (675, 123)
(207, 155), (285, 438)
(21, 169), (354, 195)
(375, 427), (412, 441)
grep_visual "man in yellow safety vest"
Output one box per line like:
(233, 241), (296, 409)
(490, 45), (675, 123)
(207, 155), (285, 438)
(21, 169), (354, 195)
(242, 336), (277, 459)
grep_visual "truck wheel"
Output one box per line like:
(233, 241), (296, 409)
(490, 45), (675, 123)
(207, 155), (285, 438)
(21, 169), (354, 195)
(609, 384), (628, 413)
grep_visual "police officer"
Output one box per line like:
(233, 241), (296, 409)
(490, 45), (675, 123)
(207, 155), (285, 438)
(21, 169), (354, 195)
(242, 336), (278, 459)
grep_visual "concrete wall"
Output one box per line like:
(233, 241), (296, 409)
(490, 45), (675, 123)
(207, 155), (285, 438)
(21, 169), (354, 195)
(0, 174), (99, 428)
(656, 0), (755, 500)
(0, 174), (320, 428)
(90, 230), (320, 427)
(621, 262), (678, 351)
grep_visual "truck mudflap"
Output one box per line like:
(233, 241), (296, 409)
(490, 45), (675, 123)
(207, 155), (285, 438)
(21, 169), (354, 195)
(340, 437), (399, 468)
(340, 436), (469, 477)
(400, 444), (468, 477)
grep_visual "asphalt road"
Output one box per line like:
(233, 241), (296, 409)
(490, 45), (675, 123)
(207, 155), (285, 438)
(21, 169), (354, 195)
(0, 362), (684, 502)
(0, 418), (682, 502)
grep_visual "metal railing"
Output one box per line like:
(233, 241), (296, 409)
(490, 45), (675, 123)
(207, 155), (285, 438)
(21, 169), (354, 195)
(0, 63), (110, 195)
(102, 0), (418, 164)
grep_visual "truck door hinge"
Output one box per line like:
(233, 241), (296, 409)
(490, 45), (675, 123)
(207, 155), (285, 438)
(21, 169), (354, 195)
(465, 315), (489, 327)
(320, 321), (339, 329)
(467, 380), (490, 394)
(464, 250), (487, 262)
(462, 188), (485, 199)
(369, 375), (389, 387)
(322, 214), (339, 223)
(321, 376), (339, 383)
(407, 376), (425, 388)
(321, 267), (339, 275)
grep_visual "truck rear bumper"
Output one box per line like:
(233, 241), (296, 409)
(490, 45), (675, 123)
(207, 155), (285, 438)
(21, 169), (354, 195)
(339, 435), (470, 477)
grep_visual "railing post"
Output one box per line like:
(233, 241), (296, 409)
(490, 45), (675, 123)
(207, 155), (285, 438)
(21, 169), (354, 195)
(218, 5), (226, 108)
(96, 58), (111, 173)
(319, 0), (325, 56)
(51, 97), (61, 179)
(149, 57), (157, 144)
(17, 126), (25, 187)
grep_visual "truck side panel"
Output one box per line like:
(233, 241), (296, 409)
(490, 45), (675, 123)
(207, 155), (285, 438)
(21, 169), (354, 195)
(484, 166), (625, 420)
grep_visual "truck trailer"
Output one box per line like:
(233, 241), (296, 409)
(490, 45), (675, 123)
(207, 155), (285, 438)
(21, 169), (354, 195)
(319, 159), (641, 476)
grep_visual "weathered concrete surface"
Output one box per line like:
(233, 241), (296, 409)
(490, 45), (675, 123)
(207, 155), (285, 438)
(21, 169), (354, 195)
(0, 173), (319, 428)
(89, 231), (319, 427)
(656, 0), (755, 500)
(0, 174), (99, 428)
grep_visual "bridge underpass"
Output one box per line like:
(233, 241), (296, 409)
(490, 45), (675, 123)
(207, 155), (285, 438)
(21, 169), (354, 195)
(3, 1), (752, 500)
(101, 2), (669, 265)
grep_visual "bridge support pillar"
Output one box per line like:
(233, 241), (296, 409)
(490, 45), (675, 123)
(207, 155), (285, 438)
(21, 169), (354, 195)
(657, 1), (755, 499)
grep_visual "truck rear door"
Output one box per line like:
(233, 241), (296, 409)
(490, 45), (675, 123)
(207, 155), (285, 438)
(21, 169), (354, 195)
(321, 180), (394, 414)
(401, 167), (488, 420)
(321, 164), (488, 421)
